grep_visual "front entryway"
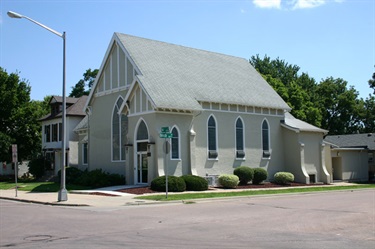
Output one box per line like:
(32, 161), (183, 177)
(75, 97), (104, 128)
(134, 119), (149, 184)
(136, 142), (148, 184)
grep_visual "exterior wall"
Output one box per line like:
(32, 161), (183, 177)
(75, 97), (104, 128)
(282, 129), (328, 184)
(324, 145), (333, 182)
(282, 128), (306, 183)
(88, 91), (127, 176)
(42, 116), (82, 149)
(331, 150), (368, 181)
(300, 132), (329, 183)
(191, 110), (285, 180)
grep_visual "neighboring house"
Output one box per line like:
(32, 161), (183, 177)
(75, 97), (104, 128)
(80, 33), (329, 185)
(40, 95), (87, 175)
(324, 133), (375, 182)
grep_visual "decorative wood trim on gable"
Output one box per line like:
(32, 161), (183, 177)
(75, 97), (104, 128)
(199, 101), (284, 117)
(93, 40), (140, 98)
(125, 83), (156, 116)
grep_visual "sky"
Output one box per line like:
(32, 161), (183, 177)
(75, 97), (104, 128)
(0, 0), (374, 101)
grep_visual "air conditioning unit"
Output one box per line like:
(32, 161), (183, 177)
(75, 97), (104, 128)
(205, 175), (219, 187)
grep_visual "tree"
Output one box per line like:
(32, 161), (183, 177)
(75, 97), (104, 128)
(69, 68), (98, 97)
(360, 96), (375, 133)
(250, 55), (321, 127)
(368, 65), (375, 94)
(316, 77), (361, 134)
(0, 67), (49, 162)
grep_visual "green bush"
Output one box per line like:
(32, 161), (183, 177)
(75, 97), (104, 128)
(253, 168), (268, 184)
(28, 157), (51, 179)
(218, 174), (239, 189)
(151, 176), (186, 192)
(233, 166), (254, 185)
(180, 175), (208, 191)
(58, 166), (83, 185)
(75, 169), (125, 188)
(274, 172), (294, 185)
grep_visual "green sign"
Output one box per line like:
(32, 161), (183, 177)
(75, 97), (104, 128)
(160, 132), (173, 138)
(161, 127), (170, 133)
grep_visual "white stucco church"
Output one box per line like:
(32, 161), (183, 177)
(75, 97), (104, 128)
(66, 33), (332, 185)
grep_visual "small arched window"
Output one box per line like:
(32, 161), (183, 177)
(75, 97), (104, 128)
(207, 115), (218, 159)
(235, 118), (245, 158)
(171, 127), (179, 159)
(136, 120), (148, 141)
(262, 119), (270, 158)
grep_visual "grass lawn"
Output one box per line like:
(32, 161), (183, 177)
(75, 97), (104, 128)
(0, 181), (91, 192)
(135, 184), (375, 201)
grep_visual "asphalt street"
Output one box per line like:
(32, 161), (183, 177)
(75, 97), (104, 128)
(0, 189), (374, 249)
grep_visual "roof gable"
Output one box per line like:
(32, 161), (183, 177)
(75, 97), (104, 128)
(40, 95), (88, 121)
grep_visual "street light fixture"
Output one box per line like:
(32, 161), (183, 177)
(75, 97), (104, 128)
(8, 10), (68, 201)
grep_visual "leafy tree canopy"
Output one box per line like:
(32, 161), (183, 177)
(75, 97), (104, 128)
(0, 67), (49, 162)
(250, 55), (373, 135)
(69, 68), (98, 97)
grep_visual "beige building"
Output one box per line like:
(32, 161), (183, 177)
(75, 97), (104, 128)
(324, 134), (375, 182)
(76, 33), (329, 185)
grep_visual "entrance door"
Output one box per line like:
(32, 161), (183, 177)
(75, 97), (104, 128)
(136, 142), (148, 184)
(137, 152), (148, 184)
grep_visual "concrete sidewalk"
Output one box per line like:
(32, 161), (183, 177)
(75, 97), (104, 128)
(0, 185), (159, 207)
(0, 182), (361, 208)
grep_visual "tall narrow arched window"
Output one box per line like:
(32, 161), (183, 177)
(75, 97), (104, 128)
(208, 115), (218, 159)
(112, 97), (127, 161)
(262, 119), (270, 158)
(171, 127), (179, 159)
(236, 117), (245, 158)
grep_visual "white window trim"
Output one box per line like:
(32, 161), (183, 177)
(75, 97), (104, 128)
(235, 116), (246, 160)
(207, 114), (218, 160)
(111, 96), (125, 162)
(82, 143), (88, 165)
(261, 118), (271, 159)
(170, 125), (181, 160)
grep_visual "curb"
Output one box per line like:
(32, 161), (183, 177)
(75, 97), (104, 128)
(0, 196), (89, 207)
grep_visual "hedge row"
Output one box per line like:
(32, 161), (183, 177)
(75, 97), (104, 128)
(151, 175), (208, 192)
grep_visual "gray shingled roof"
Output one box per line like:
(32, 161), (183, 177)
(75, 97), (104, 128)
(282, 112), (328, 133)
(116, 33), (291, 111)
(324, 133), (375, 150)
(39, 95), (88, 121)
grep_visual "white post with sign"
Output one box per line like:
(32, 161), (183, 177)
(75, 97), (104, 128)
(160, 127), (172, 199)
(12, 144), (18, 197)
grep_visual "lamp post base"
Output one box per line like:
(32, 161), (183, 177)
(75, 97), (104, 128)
(58, 188), (68, 202)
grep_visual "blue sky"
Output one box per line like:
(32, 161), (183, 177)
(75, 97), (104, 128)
(1, 0), (374, 101)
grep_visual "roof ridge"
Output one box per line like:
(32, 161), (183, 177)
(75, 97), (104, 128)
(116, 32), (247, 62)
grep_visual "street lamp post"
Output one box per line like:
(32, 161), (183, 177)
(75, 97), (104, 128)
(8, 11), (68, 201)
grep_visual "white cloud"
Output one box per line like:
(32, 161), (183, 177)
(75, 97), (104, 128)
(292, 0), (326, 9)
(253, 0), (281, 9)
(253, 0), (342, 10)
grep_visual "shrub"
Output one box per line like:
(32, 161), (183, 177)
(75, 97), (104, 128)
(28, 157), (51, 179)
(58, 166), (83, 185)
(274, 172), (294, 185)
(151, 176), (186, 192)
(180, 175), (208, 191)
(253, 168), (268, 184)
(75, 169), (125, 188)
(233, 166), (254, 185)
(218, 174), (239, 189)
